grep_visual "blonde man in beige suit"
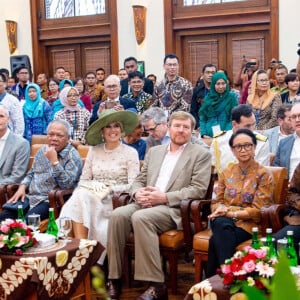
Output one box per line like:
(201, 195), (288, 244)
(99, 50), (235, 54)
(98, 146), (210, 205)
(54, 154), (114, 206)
(106, 111), (211, 300)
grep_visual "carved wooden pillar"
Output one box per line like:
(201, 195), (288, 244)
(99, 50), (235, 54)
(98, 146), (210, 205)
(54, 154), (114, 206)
(5, 20), (17, 54)
(132, 5), (147, 45)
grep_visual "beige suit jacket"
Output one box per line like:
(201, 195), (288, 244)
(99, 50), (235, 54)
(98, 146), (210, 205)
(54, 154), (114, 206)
(131, 142), (211, 229)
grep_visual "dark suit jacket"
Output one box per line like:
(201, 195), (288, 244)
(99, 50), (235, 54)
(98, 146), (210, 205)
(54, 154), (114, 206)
(273, 134), (295, 175)
(89, 97), (137, 125)
(120, 77), (154, 96)
(0, 131), (30, 184)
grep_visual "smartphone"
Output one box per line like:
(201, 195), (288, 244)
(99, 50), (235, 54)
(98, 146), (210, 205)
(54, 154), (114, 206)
(105, 100), (119, 109)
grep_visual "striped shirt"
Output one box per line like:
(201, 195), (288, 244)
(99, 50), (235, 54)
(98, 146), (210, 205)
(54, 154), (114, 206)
(22, 144), (83, 207)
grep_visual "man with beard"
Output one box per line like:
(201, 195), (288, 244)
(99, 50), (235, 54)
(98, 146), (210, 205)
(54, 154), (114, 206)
(190, 63), (217, 129)
(106, 111), (211, 300)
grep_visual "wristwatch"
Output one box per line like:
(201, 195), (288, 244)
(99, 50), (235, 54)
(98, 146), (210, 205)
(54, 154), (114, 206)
(232, 211), (238, 222)
(52, 161), (59, 167)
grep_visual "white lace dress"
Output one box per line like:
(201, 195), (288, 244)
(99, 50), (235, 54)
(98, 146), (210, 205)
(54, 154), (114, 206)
(60, 143), (140, 263)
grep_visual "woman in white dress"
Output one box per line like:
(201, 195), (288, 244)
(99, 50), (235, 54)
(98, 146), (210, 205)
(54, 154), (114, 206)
(59, 109), (140, 263)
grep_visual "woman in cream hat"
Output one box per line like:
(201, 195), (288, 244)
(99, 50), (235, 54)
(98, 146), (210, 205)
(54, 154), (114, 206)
(59, 109), (140, 263)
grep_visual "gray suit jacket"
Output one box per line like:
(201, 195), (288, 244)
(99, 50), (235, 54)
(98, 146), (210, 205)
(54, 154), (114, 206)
(131, 142), (212, 229)
(273, 134), (295, 176)
(264, 126), (280, 154)
(0, 131), (30, 185)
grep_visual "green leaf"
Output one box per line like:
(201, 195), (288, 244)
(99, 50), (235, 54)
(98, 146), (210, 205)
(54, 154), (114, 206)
(270, 251), (300, 300)
(230, 282), (242, 294)
(242, 285), (267, 300)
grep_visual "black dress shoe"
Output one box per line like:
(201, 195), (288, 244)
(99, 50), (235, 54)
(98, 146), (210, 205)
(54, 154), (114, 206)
(136, 283), (168, 300)
(107, 279), (121, 299)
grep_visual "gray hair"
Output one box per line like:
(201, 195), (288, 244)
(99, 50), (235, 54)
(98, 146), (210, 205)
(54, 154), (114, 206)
(141, 107), (167, 125)
(104, 74), (120, 87)
(47, 119), (72, 137)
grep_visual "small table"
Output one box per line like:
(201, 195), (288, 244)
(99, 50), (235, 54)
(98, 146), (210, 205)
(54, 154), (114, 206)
(184, 275), (246, 300)
(0, 238), (104, 300)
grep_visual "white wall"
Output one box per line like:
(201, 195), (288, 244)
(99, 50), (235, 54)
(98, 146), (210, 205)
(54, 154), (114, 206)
(279, 0), (299, 71)
(117, 0), (165, 80)
(0, 0), (33, 74)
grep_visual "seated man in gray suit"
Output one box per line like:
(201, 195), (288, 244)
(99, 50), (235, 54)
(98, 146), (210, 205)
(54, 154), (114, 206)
(107, 111), (211, 300)
(142, 106), (209, 153)
(264, 104), (294, 154)
(273, 102), (300, 179)
(0, 105), (30, 185)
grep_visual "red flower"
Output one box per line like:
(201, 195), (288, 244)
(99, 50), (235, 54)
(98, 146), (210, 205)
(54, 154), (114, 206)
(236, 274), (247, 281)
(255, 278), (265, 289)
(223, 272), (235, 285)
(15, 249), (23, 256)
(231, 258), (243, 272)
(243, 253), (257, 262)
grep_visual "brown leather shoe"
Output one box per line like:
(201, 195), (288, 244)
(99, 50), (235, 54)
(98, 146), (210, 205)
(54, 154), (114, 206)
(136, 283), (168, 300)
(107, 279), (121, 299)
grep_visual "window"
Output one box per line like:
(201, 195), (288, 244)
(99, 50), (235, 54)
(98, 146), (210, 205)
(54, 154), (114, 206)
(44, 0), (106, 19)
(183, 0), (246, 5)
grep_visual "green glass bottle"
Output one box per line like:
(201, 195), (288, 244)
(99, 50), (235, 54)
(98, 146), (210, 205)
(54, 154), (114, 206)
(46, 208), (58, 238)
(251, 227), (261, 249)
(265, 228), (277, 259)
(17, 205), (26, 222)
(286, 230), (298, 267)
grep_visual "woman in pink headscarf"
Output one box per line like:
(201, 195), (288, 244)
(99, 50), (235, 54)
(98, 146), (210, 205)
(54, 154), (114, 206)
(54, 86), (91, 146)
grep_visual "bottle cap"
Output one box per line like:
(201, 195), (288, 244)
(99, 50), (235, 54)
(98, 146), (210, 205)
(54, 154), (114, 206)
(287, 230), (294, 235)
(266, 228), (272, 234)
(252, 227), (258, 232)
(49, 207), (54, 211)
(18, 205), (22, 209)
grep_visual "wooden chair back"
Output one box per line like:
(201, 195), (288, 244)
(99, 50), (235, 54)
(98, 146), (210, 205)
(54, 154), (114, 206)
(31, 135), (48, 145)
(265, 166), (289, 204)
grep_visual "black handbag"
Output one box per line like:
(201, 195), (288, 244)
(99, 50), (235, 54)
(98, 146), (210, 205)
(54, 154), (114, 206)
(2, 198), (30, 211)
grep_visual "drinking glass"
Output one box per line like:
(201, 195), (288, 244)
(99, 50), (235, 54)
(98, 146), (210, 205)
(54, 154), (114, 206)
(59, 217), (72, 242)
(277, 238), (287, 255)
(27, 214), (41, 233)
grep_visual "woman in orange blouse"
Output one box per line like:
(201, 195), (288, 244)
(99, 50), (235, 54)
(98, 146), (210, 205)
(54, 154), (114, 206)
(207, 128), (274, 276)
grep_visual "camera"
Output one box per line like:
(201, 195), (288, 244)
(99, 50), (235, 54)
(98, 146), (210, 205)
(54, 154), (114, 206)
(105, 99), (119, 109)
(297, 43), (300, 56)
(245, 62), (257, 68)
(271, 60), (282, 64)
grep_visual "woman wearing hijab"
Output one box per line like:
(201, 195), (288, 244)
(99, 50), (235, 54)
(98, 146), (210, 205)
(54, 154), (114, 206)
(54, 86), (91, 146)
(199, 72), (238, 141)
(247, 69), (282, 130)
(23, 83), (52, 143)
(59, 109), (140, 264)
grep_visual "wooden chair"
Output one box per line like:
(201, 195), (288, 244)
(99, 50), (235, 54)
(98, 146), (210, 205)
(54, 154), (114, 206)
(192, 166), (289, 282)
(118, 168), (216, 294)
(31, 134), (48, 145)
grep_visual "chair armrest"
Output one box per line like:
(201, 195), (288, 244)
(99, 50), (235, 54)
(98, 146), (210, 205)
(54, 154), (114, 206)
(6, 184), (21, 199)
(0, 185), (8, 207)
(48, 189), (74, 218)
(113, 192), (130, 209)
(261, 204), (287, 233)
(180, 199), (196, 252)
(191, 199), (212, 233)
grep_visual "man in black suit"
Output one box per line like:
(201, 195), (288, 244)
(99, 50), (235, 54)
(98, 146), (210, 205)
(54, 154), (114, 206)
(120, 57), (154, 96)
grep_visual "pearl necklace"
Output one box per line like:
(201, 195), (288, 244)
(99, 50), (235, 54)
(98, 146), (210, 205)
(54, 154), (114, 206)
(103, 143), (120, 153)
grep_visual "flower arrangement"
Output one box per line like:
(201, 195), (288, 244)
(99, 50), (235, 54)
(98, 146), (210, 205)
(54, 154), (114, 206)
(0, 219), (37, 255)
(218, 246), (277, 294)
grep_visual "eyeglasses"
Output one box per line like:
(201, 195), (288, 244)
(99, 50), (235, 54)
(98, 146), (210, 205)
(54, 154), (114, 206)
(231, 143), (254, 152)
(290, 114), (300, 121)
(105, 124), (121, 129)
(105, 85), (118, 90)
(257, 79), (269, 84)
(144, 123), (160, 133)
(67, 94), (79, 98)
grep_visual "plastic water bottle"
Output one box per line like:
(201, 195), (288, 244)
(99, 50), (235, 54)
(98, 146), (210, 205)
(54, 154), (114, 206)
(46, 208), (58, 238)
